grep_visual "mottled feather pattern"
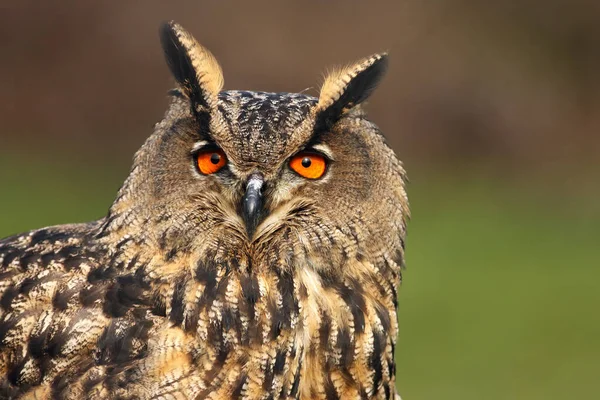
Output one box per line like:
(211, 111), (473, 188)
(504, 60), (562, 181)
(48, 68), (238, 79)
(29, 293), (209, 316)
(0, 22), (408, 399)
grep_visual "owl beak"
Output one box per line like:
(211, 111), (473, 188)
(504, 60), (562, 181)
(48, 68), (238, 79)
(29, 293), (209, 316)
(242, 173), (264, 238)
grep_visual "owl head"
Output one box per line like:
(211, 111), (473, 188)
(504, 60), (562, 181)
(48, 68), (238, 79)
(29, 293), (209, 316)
(105, 22), (408, 274)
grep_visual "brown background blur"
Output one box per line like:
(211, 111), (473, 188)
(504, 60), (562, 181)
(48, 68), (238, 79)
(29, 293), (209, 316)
(1, 1), (599, 399)
(2, 0), (599, 177)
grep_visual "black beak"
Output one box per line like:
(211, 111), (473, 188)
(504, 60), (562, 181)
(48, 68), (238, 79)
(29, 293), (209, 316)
(242, 173), (264, 238)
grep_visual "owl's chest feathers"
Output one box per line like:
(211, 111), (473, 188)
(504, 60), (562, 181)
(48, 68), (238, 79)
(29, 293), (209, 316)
(0, 223), (399, 398)
(128, 245), (398, 398)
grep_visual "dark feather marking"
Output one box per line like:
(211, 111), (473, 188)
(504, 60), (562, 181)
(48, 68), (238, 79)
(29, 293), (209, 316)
(28, 326), (51, 359)
(337, 326), (354, 368)
(53, 286), (80, 310)
(195, 258), (218, 286)
(387, 358), (395, 386)
(79, 283), (107, 307)
(390, 283), (398, 309)
(164, 247), (178, 261)
(268, 297), (283, 341)
(202, 329), (231, 387)
(360, 388), (369, 400)
(62, 255), (89, 271)
(97, 214), (118, 237)
(207, 321), (226, 359)
(96, 318), (151, 365)
(273, 348), (287, 375)
(337, 280), (367, 334)
(18, 251), (41, 268)
(0, 314), (21, 343)
(183, 296), (200, 333)
(268, 271), (295, 341)
(0, 380), (20, 399)
(28, 229), (49, 245)
(371, 330), (385, 393)
(221, 306), (242, 341)
(375, 303), (391, 333)
(82, 373), (106, 397)
(29, 228), (72, 246)
(317, 268), (337, 289)
(7, 357), (27, 386)
(231, 372), (248, 399)
(1, 250), (20, 268)
(196, 258), (227, 313)
(169, 274), (187, 325)
(240, 274), (259, 317)
(289, 343), (297, 359)
(319, 312), (332, 353)
(114, 236), (134, 250)
(126, 254), (140, 270)
(0, 284), (19, 311)
(40, 252), (56, 267)
(103, 274), (148, 318)
(383, 383), (391, 399)
(87, 265), (116, 284)
(277, 269), (298, 318)
(324, 373), (340, 400)
(0, 270), (17, 282)
(20, 273), (61, 295)
(262, 361), (275, 393)
(151, 290), (167, 317)
(239, 273), (259, 344)
(289, 365), (301, 398)
(57, 245), (80, 259)
(393, 247), (405, 269)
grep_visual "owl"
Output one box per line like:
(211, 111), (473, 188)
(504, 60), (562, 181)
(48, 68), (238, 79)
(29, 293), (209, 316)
(0, 21), (409, 399)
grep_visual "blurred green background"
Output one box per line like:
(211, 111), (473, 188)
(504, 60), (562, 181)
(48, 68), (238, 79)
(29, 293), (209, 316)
(0, 1), (598, 399)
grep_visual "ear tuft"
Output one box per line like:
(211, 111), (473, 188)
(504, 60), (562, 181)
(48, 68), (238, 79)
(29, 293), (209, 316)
(160, 21), (224, 112)
(317, 53), (388, 121)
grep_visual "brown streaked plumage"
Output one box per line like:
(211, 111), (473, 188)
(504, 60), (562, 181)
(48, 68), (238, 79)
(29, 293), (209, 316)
(0, 21), (409, 399)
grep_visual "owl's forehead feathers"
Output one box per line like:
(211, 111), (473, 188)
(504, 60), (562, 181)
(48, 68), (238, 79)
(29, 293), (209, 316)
(213, 90), (318, 171)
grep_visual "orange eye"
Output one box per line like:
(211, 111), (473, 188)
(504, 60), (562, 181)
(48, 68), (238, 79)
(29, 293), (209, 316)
(196, 148), (227, 175)
(289, 152), (327, 179)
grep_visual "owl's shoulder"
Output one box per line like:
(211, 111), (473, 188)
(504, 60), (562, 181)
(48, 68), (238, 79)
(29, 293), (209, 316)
(0, 221), (108, 321)
(0, 221), (104, 271)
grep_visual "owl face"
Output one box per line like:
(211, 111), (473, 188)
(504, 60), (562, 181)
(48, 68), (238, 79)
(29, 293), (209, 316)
(111, 22), (408, 272)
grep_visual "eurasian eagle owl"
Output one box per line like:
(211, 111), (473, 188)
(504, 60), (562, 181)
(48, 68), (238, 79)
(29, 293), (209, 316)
(0, 21), (409, 399)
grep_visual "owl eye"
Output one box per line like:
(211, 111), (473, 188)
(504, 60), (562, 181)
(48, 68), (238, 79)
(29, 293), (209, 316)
(289, 152), (327, 179)
(195, 148), (228, 175)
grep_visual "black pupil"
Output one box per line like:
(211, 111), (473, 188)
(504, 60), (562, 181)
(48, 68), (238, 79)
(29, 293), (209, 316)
(210, 153), (221, 164)
(301, 157), (311, 168)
